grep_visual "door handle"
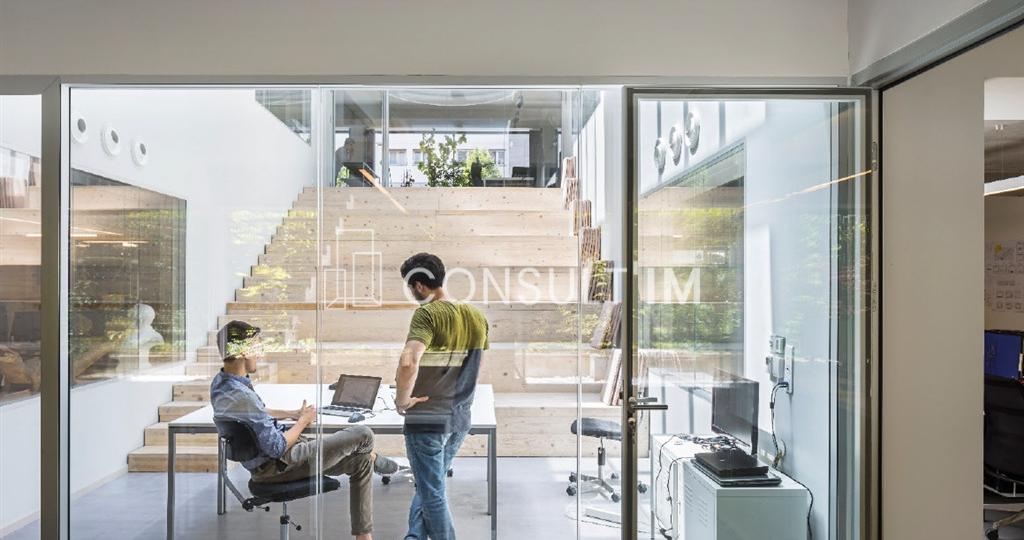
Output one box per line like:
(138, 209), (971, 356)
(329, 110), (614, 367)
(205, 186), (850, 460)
(627, 396), (668, 411)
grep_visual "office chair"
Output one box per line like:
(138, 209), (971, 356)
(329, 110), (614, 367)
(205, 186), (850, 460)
(984, 375), (1024, 539)
(565, 418), (648, 502)
(214, 418), (341, 540)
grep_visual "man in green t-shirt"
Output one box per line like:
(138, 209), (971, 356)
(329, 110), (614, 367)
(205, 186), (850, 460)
(395, 253), (488, 540)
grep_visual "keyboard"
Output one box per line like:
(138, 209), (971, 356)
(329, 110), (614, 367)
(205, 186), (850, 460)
(321, 405), (371, 417)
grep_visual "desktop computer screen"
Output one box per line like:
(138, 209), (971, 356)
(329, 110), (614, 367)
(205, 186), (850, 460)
(711, 378), (759, 455)
(985, 330), (1023, 380)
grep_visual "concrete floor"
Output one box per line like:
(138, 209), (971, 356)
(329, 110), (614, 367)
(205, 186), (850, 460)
(5, 457), (626, 540)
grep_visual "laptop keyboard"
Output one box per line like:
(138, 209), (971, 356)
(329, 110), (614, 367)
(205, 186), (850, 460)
(322, 405), (371, 415)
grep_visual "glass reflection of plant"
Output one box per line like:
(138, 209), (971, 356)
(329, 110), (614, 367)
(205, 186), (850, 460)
(69, 187), (186, 382)
(640, 201), (743, 352)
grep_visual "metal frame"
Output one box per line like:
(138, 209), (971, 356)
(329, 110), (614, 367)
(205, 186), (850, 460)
(1, 75), (879, 540)
(622, 86), (877, 540)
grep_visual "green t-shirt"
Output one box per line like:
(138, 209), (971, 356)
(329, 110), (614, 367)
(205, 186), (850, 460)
(405, 301), (489, 433)
(406, 300), (489, 352)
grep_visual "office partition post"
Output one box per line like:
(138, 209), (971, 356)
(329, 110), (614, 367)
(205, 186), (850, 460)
(40, 80), (71, 540)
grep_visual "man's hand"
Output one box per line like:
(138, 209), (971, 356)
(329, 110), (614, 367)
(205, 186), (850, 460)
(297, 400), (317, 426)
(397, 395), (429, 415)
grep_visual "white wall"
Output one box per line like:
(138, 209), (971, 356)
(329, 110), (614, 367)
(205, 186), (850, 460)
(848, 0), (986, 74)
(70, 89), (316, 349)
(0, 95), (41, 157)
(875, 21), (1024, 540)
(0, 0), (848, 79)
(0, 374), (176, 533)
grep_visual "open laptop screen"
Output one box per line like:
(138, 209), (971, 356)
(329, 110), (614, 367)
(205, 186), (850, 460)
(331, 375), (382, 409)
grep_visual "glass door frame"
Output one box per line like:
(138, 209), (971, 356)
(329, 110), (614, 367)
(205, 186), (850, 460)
(621, 86), (878, 540)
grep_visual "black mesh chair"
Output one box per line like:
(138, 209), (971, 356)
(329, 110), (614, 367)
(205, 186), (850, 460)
(214, 417), (340, 540)
(984, 375), (1024, 539)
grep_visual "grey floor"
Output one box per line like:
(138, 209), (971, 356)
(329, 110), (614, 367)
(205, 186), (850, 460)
(985, 491), (1024, 539)
(5, 458), (626, 540)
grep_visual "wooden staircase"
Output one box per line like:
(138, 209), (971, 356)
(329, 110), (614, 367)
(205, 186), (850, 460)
(128, 186), (619, 473)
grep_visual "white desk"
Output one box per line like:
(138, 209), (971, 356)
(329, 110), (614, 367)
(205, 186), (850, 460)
(166, 384), (498, 539)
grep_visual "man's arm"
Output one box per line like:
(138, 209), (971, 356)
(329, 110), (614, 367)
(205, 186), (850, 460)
(281, 401), (316, 453)
(266, 407), (298, 420)
(395, 339), (429, 414)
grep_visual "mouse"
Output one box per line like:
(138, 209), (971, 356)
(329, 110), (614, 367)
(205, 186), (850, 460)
(348, 412), (365, 423)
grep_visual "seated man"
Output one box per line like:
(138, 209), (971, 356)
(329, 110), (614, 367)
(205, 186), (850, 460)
(210, 320), (398, 540)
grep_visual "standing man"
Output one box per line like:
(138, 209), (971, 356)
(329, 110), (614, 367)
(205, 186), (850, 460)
(210, 320), (398, 540)
(396, 253), (489, 540)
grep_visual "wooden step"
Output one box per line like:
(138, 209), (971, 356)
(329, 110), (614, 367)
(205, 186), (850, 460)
(158, 401), (207, 422)
(258, 237), (580, 267)
(274, 210), (574, 239)
(237, 267), (583, 304)
(222, 304), (599, 342)
(144, 422), (219, 446)
(173, 381), (214, 402)
(127, 445), (224, 473)
(293, 186), (564, 212)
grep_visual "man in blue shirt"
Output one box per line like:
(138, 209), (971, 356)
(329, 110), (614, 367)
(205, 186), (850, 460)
(210, 321), (398, 540)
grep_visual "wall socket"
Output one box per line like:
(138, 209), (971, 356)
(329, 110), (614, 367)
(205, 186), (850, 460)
(766, 334), (795, 393)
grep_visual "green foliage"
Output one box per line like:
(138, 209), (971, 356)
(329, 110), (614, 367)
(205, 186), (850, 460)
(417, 133), (469, 187)
(463, 148), (500, 179)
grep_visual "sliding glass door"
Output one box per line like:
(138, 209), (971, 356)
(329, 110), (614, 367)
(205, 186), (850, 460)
(624, 89), (873, 540)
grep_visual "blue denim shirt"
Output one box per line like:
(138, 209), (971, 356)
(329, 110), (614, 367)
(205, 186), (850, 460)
(210, 369), (287, 471)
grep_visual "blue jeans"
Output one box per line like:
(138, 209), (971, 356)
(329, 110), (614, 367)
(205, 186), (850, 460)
(404, 430), (468, 540)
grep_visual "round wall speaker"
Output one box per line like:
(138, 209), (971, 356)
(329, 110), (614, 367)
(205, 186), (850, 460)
(654, 137), (669, 175)
(71, 112), (89, 144)
(669, 124), (684, 165)
(101, 124), (122, 156)
(131, 140), (149, 166)
(684, 110), (701, 155)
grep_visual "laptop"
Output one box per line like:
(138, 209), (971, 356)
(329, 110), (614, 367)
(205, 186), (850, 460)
(692, 458), (782, 487)
(694, 447), (769, 478)
(321, 374), (382, 417)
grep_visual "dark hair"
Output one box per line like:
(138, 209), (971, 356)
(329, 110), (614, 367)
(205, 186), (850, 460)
(217, 320), (261, 361)
(401, 252), (445, 290)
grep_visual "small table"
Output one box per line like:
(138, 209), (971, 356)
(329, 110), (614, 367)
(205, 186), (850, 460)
(166, 383), (498, 539)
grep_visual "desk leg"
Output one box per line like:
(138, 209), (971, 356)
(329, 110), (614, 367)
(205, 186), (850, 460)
(488, 429), (497, 539)
(166, 428), (176, 540)
(217, 437), (226, 515)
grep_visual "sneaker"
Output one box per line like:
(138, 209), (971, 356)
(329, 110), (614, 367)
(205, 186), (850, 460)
(373, 455), (400, 475)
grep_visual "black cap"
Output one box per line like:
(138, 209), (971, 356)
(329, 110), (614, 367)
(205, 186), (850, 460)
(217, 320), (261, 360)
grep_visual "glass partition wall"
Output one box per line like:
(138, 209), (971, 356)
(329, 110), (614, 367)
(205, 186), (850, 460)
(0, 94), (42, 539)
(628, 91), (871, 540)
(11, 85), (873, 540)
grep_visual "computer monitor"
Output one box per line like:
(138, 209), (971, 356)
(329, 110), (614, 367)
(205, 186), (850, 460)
(330, 374), (382, 409)
(985, 331), (1023, 380)
(711, 378), (759, 455)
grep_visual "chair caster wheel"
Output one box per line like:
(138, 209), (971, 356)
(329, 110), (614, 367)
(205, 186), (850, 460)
(611, 493), (621, 503)
(569, 472), (577, 483)
(610, 472), (619, 480)
(986, 528), (999, 540)
(447, 468), (454, 477)
(295, 525), (302, 531)
(566, 485), (577, 496)
(382, 475), (391, 485)
(637, 482), (648, 494)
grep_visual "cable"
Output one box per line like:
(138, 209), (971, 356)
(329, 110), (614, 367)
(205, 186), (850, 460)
(769, 381), (813, 540)
(770, 382), (788, 468)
